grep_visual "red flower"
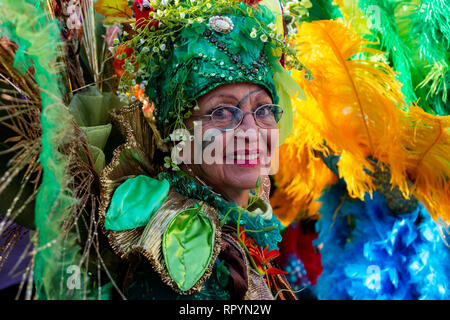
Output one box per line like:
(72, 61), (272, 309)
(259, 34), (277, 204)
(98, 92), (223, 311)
(113, 43), (135, 77)
(239, 227), (288, 276)
(133, 0), (160, 31)
(240, 0), (263, 5)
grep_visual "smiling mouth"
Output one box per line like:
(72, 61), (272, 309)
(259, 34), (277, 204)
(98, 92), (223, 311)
(223, 150), (264, 166)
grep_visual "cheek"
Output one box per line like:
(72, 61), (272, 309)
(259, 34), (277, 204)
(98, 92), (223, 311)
(264, 128), (278, 152)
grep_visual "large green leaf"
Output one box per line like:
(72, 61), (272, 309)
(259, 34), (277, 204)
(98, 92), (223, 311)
(105, 175), (170, 231)
(163, 205), (215, 292)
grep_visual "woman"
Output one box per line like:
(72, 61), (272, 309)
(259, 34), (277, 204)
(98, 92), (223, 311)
(98, 0), (305, 300)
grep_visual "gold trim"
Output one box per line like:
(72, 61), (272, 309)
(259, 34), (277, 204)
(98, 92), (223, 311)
(260, 175), (271, 202)
(98, 104), (156, 260)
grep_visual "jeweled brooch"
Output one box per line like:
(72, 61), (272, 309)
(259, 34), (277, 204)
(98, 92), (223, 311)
(208, 16), (234, 34)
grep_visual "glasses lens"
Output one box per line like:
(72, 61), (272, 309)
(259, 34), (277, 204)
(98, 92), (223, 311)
(211, 106), (241, 130)
(255, 104), (283, 128)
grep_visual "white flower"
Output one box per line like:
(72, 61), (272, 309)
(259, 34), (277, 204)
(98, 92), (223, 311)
(250, 28), (257, 38)
(260, 34), (268, 42)
(187, 19), (193, 24)
(196, 17), (204, 23)
(276, 33), (284, 41)
(152, 46), (159, 52)
(179, 11), (186, 19)
(206, 3), (212, 8)
(160, 43), (166, 51)
(157, 9), (163, 17)
(161, 0), (169, 5)
(269, 32), (275, 38)
(267, 22), (277, 31)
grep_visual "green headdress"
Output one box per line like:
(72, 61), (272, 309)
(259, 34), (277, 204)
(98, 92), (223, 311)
(117, 0), (308, 142)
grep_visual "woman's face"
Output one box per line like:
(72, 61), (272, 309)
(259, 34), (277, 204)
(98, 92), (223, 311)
(183, 82), (279, 199)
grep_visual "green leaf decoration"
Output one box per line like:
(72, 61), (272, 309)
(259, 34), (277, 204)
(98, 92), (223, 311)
(69, 86), (125, 172)
(163, 204), (215, 292)
(80, 124), (112, 151)
(69, 86), (125, 127)
(105, 176), (170, 230)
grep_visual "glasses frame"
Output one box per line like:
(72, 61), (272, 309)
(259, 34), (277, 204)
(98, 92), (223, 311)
(191, 104), (283, 131)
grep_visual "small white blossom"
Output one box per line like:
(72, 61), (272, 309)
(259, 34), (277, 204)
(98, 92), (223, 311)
(179, 11), (186, 19)
(260, 34), (268, 42)
(250, 28), (257, 38)
(196, 17), (204, 23)
(267, 22), (277, 31)
(153, 46), (159, 52)
(160, 43), (166, 51)
(161, 0), (169, 5)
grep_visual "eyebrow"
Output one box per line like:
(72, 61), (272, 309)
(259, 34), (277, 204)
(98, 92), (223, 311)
(202, 87), (271, 115)
(236, 88), (264, 108)
(207, 88), (268, 106)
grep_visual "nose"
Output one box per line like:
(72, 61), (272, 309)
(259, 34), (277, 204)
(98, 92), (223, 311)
(239, 111), (258, 130)
(234, 112), (258, 144)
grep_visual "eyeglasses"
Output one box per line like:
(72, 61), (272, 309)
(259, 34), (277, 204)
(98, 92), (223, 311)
(192, 104), (283, 131)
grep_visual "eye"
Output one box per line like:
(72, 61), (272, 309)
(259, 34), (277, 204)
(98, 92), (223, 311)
(255, 105), (271, 118)
(254, 104), (282, 128)
(212, 106), (235, 121)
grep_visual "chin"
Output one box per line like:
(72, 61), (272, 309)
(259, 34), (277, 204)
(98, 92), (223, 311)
(223, 164), (265, 189)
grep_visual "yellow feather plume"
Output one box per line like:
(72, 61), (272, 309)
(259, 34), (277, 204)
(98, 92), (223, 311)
(289, 19), (407, 200)
(401, 106), (450, 227)
(271, 82), (336, 225)
(272, 19), (450, 229)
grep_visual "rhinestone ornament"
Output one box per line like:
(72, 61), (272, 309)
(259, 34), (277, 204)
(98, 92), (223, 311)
(208, 16), (234, 34)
